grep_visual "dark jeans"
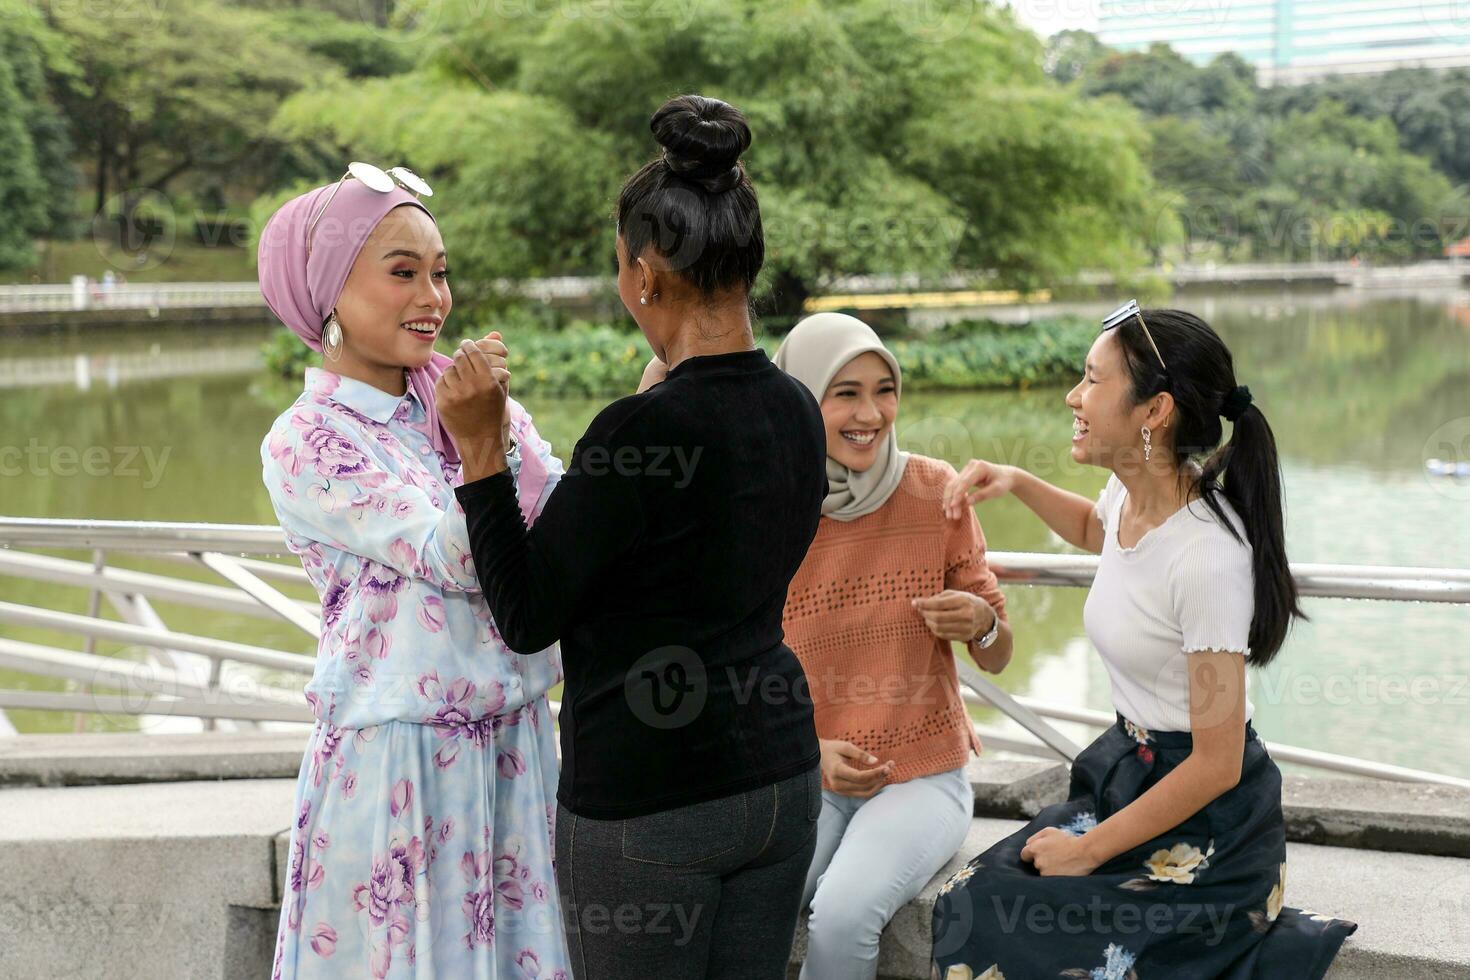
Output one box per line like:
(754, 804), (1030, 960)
(554, 764), (822, 979)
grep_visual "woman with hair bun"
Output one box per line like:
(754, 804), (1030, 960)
(930, 304), (1357, 979)
(440, 95), (829, 979)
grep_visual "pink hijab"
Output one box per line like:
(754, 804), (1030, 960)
(258, 179), (549, 522)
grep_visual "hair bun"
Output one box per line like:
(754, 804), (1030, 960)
(650, 94), (751, 194)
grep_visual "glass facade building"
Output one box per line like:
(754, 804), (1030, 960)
(1097, 1), (1470, 83)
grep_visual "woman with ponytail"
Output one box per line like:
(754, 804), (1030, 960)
(929, 304), (1357, 979)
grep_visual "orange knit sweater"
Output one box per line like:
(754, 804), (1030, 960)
(782, 454), (1008, 789)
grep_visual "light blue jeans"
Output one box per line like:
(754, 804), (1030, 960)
(799, 764), (974, 980)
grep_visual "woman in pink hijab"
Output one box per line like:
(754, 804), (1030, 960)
(257, 167), (572, 980)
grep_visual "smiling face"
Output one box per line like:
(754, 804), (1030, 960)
(330, 204), (451, 376)
(1066, 330), (1162, 469)
(820, 351), (898, 471)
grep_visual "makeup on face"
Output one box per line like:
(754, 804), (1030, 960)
(823, 353), (898, 468)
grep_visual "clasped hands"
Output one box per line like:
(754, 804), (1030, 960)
(435, 331), (514, 481)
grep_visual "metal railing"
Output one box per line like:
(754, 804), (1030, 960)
(8, 260), (1468, 316)
(0, 518), (316, 734)
(0, 516), (1467, 788)
(0, 282), (268, 314)
(0, 277), (607, 315)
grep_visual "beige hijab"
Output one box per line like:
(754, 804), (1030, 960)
(774, 312), (909, 522)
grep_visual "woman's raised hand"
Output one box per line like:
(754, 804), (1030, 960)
(637, 355), (669, 393)
(819, 738), (894, 798)
(435, 331), (511, 448)
(943, 458), (1017, 520)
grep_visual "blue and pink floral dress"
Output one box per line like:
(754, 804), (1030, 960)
(261, 367), (571, 980)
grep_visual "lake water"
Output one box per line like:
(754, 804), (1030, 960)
(2, 292), (1468, 777)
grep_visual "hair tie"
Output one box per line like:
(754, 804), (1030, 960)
(661, 152), (742, 193)
(1221, 385), (1252, 421)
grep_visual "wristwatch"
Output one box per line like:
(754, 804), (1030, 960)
(971, 602), (1000, 650)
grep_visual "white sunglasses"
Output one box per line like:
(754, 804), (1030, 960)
(306, 162), (434, 255)
(1102, 298), (1168, 373)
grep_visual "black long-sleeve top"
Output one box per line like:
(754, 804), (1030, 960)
(455, 348), (827, 819)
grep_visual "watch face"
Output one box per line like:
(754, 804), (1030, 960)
(975, 609), (999, 648)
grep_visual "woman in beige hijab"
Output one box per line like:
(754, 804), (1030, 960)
(775, 313), (1014, 980)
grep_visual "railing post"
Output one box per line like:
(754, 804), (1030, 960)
(203, 657), (222, 733)
(75, 549), (106, 733)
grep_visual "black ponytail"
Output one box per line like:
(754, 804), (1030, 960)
(1113, 309), (1305, 666)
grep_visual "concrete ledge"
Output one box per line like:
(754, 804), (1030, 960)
(966, 759), (1470, 859)
(0, 774), (1464, 979)
(1280, 773), (1470, 859)
(0, 731), (307, 787)
(5, 736), (1468, 857)
(0, 778), (294, 979)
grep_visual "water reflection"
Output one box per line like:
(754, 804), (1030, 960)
(1, 294), (1466, 775)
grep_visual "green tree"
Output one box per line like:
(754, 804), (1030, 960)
(1250, 102), (1463, 260)
(43, 0), (340, 224)
(0, 55), (47, 269)
(0, 1), (74, 259)
(268, 0), (1159, 313)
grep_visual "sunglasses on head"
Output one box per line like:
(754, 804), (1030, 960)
(306, 161), (434, 255)
(1101, 299), (1168, 374)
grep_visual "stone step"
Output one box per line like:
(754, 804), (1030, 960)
(0, 776), (1465, 979)
(5, 733), (1467, 858)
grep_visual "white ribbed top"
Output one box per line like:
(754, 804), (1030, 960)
(1082, 474), (1254, 733)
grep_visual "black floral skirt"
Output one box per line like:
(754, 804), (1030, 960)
(931, 715), (1357, 980)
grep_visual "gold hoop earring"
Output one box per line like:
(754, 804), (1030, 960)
(323, 312), (344, 361)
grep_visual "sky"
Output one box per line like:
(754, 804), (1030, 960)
(1004, 0), (1100, 38)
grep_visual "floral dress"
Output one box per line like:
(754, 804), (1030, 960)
(261, 367), (571, 980)
(930, 717), (1357, 979)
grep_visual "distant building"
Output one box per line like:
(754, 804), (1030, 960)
(1096, 0), (1470, 84)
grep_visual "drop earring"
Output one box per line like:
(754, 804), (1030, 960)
(1141, 425), (1152, 462)
(323, 312), (343, 360)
